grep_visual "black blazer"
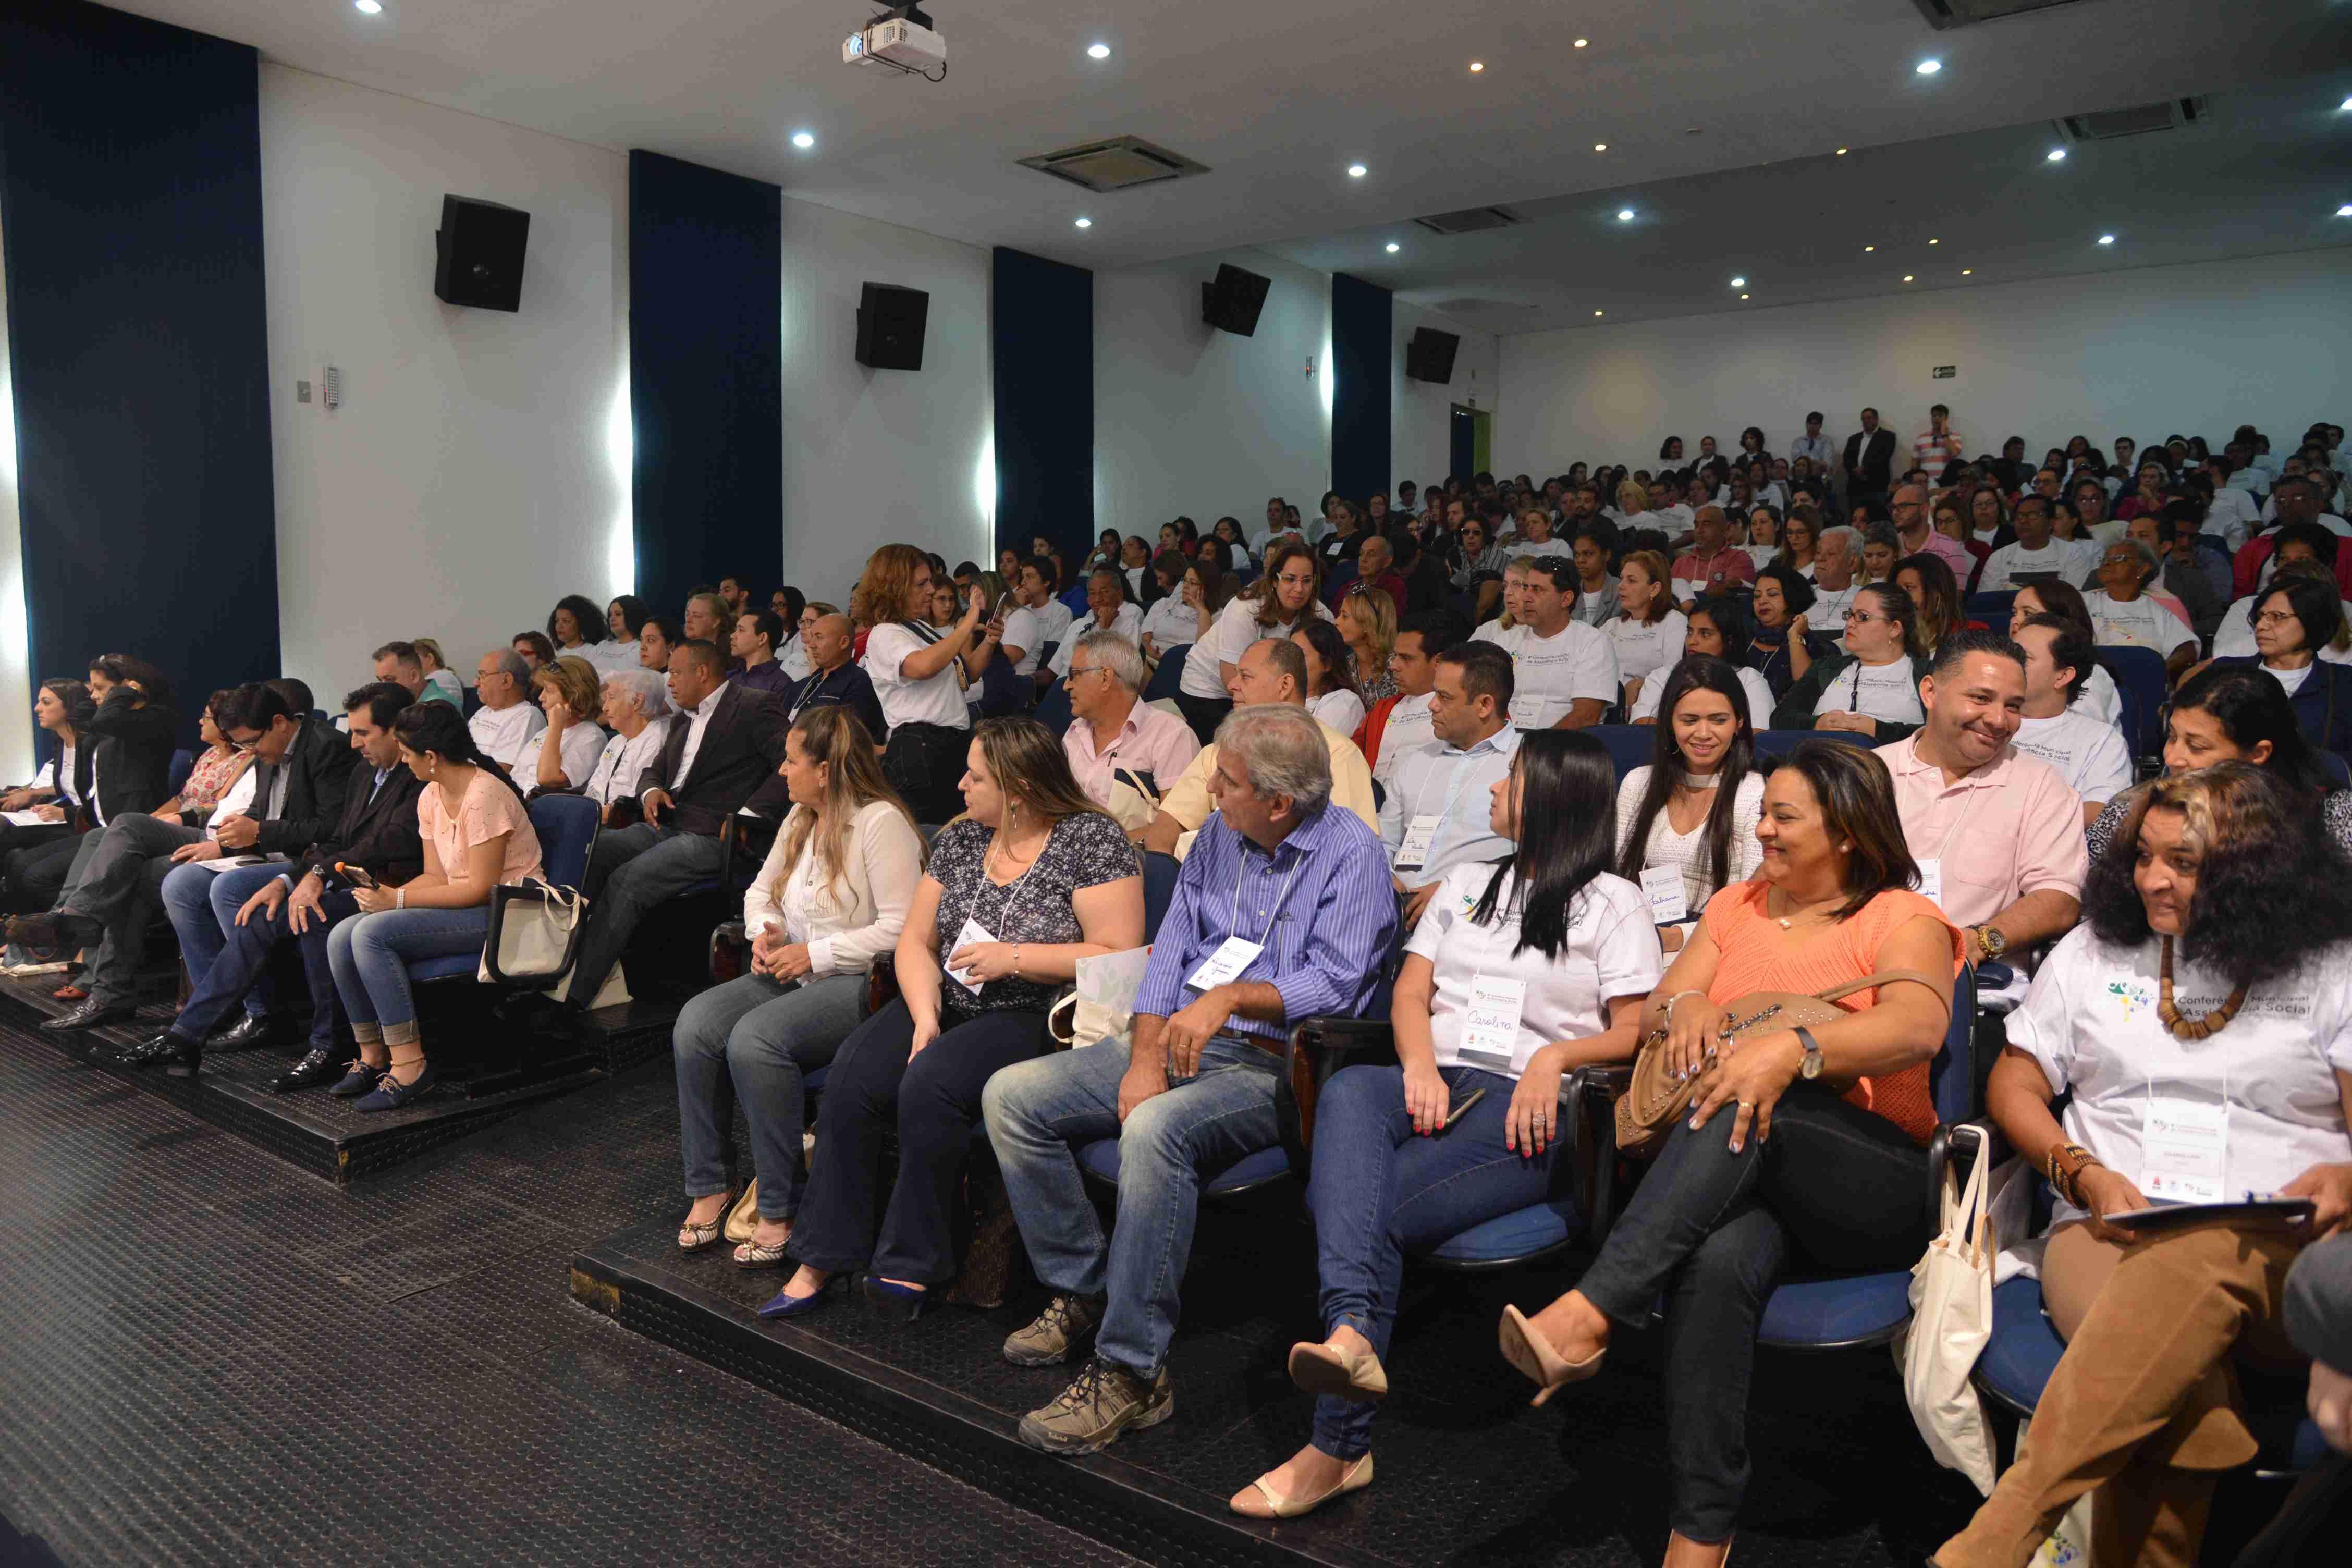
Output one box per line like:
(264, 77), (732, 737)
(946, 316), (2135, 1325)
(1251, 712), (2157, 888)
(636, 683), (792, 836)
(252, 718), (362, 855)
(1845, 428), (1898, 493)
(83, 691), (177, 820)
(299, 761), (427, 886)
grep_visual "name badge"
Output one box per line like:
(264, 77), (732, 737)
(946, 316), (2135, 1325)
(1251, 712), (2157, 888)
(1459, 974), (1526, 1072)
(1507, 694), (1545, 730)
(1640, 866), (1689, 925)
(1185, 935), (1264, 991)
(946, 917), (995, 992)
(2142, 1096), (2228, 1205)
(1395, 814), (1440, 871)
(1916, 858), (1943, 905)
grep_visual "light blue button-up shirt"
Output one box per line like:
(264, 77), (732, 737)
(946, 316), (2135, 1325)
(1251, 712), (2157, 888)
(1378, 722), (1522, 887)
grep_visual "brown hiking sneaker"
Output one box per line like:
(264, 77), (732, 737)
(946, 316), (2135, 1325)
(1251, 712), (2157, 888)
(1001, 1292), (1105, 1366)
(1015, 1358), (1172, 1455)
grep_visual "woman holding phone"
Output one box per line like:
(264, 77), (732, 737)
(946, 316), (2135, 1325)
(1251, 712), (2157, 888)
(671, 706), (927, 1266)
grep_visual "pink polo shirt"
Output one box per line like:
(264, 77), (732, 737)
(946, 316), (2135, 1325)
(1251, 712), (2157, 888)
(1671, 545), (1756, 600)
(1062, 699), (1202, 812)
(1874, 734), (2087, 929)
(1902, 528), (1977, 581)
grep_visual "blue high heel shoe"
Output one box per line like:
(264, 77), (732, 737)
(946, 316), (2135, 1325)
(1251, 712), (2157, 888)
(862, 1275), (929, 1322)
(757, 1273), (838, 1320)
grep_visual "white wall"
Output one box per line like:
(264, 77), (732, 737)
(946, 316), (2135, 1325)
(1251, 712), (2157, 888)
(1393, 301), (1497, 493)
(260, 64), (630, 701)
(1496, 248), (2352, 475)
(779, 200), (991, 594)
(1094, 249), (1332, 537)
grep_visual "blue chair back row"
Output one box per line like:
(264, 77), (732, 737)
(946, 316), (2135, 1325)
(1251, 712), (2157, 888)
(1143, 647), (1190, 702)
(2097, 644), (2167, 763)
(165, 749), (195, 799)
(1033, 676), (1073, 734)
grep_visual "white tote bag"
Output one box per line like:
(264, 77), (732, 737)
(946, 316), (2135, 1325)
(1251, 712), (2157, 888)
(475, 878), (631, 1007)
(1047, 945), (1153, 1051)
(1898, 1136), (2014, 1496)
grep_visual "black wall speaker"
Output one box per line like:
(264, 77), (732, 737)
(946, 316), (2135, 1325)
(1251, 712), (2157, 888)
(433, 195), (530, 312)
(1405, 326), (1461, 384)
(1200, 263), (1272, 337)
(855, 283), (930, 370)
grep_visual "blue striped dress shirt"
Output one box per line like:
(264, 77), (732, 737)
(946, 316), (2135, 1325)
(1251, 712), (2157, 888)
(1133, 803), (1399, 1046)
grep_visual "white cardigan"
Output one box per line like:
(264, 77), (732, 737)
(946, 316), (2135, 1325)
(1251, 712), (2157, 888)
(741, 799), (925, 976)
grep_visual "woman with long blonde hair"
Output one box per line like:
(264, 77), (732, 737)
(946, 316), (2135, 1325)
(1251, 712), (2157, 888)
(1338, 584), (1398, 704)
(854, 542), (1001, 824)
(672, 705), (929, 1268)
(766, 716), (1144, 1319)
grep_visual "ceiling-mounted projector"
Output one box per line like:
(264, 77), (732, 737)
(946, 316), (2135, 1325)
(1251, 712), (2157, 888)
(844, 4), (947, 77)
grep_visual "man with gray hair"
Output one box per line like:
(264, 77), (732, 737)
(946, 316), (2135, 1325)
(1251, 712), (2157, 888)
(1138, 638), (1377, 856)
(583, 668), (675, 823)
(469, 646), (546, 770)
(1809, 524), (1864, 626)
(1062, 629), (1198, 814)
(985, 702), (1398, 1457)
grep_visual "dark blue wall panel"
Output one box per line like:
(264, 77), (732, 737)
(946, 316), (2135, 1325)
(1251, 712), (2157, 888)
(629, 150), (782, 618)
(990, 247), (1093, 561)
(0, 0), (279, 744)
(1330, 272), (1392, 511)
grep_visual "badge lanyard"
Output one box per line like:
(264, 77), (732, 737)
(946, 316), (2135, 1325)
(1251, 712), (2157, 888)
(1225, 847), (1309, 954)
(953, 831), (1049, 987)
(1404, 749), (1485, 866)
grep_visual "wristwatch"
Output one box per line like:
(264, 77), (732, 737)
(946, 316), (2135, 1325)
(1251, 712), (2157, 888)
(1794, 1026), (1824, 1081)
(1973, 925), (2008, 962)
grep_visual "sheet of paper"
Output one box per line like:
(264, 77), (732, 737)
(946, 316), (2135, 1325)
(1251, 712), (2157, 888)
(945, 917), (995, 991)
(2, 810), (51, 827)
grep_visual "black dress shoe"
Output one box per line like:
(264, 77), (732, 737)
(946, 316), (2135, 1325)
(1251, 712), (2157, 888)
(116, 1032), (201, 1075)
(40, 998), (137, 1033)
(266, 1047), (342, 1094)
(208, 1013), (284, 1052)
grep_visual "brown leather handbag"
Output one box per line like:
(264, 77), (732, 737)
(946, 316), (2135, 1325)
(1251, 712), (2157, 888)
(1613, 970), (1945, 1157)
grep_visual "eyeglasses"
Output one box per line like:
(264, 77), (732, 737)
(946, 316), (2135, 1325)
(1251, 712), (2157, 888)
(1842, 610), (1885, 624)
(2252, 611), (2299, 628)
(229, 734), (263, 752)
(1066, 664), (1108, 682)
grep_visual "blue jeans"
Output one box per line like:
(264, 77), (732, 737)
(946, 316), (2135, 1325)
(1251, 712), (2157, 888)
(325, 905), (492, 1045)
(1307, 1062), (1562, 1459)
(674, 971), (869, 1221)
(160, 861), (284, 1022)
(169, 885), (358, 1047)
(982, 1032), (1282, 1378)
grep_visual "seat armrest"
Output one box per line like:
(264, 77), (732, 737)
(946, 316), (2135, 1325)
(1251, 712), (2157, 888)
(1925, 1116), (2008, 1231)
(709, 921), (749, 985)
(1280, 1017), (1399, 1166)
(1566, 1064), (1633, 1247)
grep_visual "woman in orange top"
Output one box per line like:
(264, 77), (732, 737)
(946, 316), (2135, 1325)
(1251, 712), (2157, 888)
(1499, 739), (1963, 1568)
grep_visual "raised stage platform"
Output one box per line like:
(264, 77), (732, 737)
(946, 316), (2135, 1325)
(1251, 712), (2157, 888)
(572, 1197), (1994, 1568)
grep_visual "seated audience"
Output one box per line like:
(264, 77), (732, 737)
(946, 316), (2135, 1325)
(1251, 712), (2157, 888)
(412, 638), (464, 704)
(1293, 619), (1368, 738)
(638, 616), (681, 673)
(727, 607), (794, 695)
(1979, 495), (2093, 592)
(1138, 551), (1203, 659)
(1235, 730), (1660, 1519)
(1335, 582), (1398, 705)
(1607, 550), (1687, 713)
(1770, 582), (1930, 739)
(1357, 610), (1454, 787)
(1499, 740), (1961, 1564)
(2131, 509), (2225, 642)
(779, 610), (885, 739)
(374, 641), (457, 709)
(546, 594), (612, 669)
(672, 706), (926, 1266)
(9, 681), (354, 1032)
(1061, 631), (1199, 818)
(1569, 526), (1620, 627)
(1808, 524), (1864, 626)
(2084, 540), (2197, 677)
(581, 668), (673, 823)
(1934, 764), (2352, 1568)
(1616, 658), (1767, 951)
(560, 640), (791, 1011)
(516, 655), (608, 794)
(1630, 607), (1775, 725)
(147, 690), (254, 830)
(598, 595), (648, 673)
(765, 717), (1142, 1319)
(1175, 541), (1329, 744)
(984, 704), (1395, 1455)
(998, 555), (1067, 686)
(511, 630), (555, 672)
(2004, 581), (2123, 725)
(857, 545), (996, 826)
(2211, 552), (2352, 665)
(325, 702), (543, 1111)
(2211, 573), (2352, 762)
(1775, 507), (1820, 579)
(114, 682), (423, 1085)
(2008, 615), (2131, 827)
(1380, 642), (1520, 929)
(1140, 639), (1377, 854)
(1669, 506), (1755, 604)
(1046, 568), (1144, 681)
(1481, 556), (1618, 729)
(469, 647), (547, 769)
(1451, 515), (1509, 621)
(1895, 552), (1969, 663)
(0, 679), (97, 880)
(681, 591), (731, 648)
(1743, 562), (1822, 699)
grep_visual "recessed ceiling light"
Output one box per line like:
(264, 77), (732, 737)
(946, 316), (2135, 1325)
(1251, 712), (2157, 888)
(2338, 204), (2352, 217)
(1346, 164), (1368, 178)
(1616, 208), (1634, 222)
(353, 0), (382, 11)
(1928, 238), (1939, 245)
(1903, 274), (1915, 281)
(1835, 147), (1848, 155)
(1864, 244), (1875, 252)
(1961, 268), (1973, 275)
(2342, 96), (2352, 111)
(2098, 233), (2115, 244)
(1385, 241), (1400, 253)
(1074, 217), (1092, 229)
(1573, 38), (1588, 48)
(1729, 276), (1746, 287)
(2047, 148), (2067, 162)
(1593, 142), (1607, 152)
(1593, 310), (1604, 317)
(1086, 42), (1110, 59)
(1915, 59), (1941, 75)
(1740, 293), (1750, 300)
(790, 131), (815, 150)
(1468, 60), (1484, 72)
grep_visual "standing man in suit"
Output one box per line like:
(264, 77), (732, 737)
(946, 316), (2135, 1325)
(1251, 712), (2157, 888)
(1843, 406), (1898, 514)
(560, 640), (792, 1011)
(114, 682), (427, 1082)
(10, 682), (358, 1032)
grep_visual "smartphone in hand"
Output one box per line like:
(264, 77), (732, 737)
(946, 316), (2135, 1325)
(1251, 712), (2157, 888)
(335, 862), (380, 890)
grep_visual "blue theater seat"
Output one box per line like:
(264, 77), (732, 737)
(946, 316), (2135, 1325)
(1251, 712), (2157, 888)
(1143, 647), (1190, 702)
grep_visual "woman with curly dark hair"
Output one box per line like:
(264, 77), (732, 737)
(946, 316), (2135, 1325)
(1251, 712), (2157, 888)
(1936, 762), (2352, 1568)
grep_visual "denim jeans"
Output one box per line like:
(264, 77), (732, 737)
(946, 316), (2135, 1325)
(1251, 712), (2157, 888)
(169, 886), (358, 1047)
(1308, 1062), (1562, 1459)
(63, 813), (207, 1008)
(564, 823), (722, 1007)
(1573, 1086), (1930, 1544)
(325, 905), (493, 1045)
(982, 1032), (1283, 1378)
(790, 998), (1051, 1285)
(160, 861), (283, 1023)
(673, 970), (869, 1221)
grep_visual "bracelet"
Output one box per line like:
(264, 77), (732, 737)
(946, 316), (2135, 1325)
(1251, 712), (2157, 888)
(2044, 1141), (2100, 1207)
(395, 887), (406, 910)
(1662, 989), (1710, 1027)
(1011, 945), (1021, 981)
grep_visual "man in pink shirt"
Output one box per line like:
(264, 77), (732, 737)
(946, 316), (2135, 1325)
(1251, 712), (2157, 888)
(1669, 506), (1756, 603)
(1891, 481), (1976, 580)
(1875, 629), (2086, 1005)
(1913, 402), (1965, 481)
(1060, 630), (1200, 813)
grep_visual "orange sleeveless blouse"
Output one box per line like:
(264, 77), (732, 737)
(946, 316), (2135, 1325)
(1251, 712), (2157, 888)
(1698, 881), (1965, 1145)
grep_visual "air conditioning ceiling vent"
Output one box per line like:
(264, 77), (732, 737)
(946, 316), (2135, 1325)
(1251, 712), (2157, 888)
(1413, 206), (1523, 237)
(2055, 97), (2204, 143)
(1018, 136), (1210, 192)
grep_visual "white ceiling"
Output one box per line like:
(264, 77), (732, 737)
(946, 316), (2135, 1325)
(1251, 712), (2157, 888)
(106, 0), (2352, 324)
